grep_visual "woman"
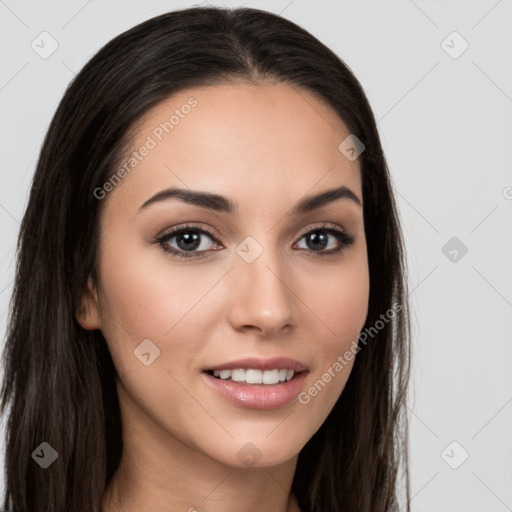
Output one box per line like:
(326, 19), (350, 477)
(0, 6), (411, 512)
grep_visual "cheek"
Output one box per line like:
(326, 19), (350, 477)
(305, 254), (370, 348)
(296, 256), (369, 414)
(94, 242), (223, 437)
(95, 236), (226, 371)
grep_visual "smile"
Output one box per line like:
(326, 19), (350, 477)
(202, 369), (309, 410)
(206, 368), (295, 385)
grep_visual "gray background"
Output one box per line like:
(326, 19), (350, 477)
(1, 0), (511, 510)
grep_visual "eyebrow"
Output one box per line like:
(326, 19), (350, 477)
(138, 184), (362, 215)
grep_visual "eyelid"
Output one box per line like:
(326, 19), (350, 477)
(156, 223), (220, 241)
(295, 222), (348, 240)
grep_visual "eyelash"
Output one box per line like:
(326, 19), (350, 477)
(154, 223), (355, 259)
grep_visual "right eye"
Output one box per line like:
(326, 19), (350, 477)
(155, 224), (222, 259)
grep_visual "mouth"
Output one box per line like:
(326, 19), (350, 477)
(203, 368), (307, 386)
(202, 355), (309, 385)
(201, 367), (309, 409)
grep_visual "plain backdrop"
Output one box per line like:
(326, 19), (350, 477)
(0, 1), (511, 510)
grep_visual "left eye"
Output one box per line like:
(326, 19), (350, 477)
(295, 229), (343, 252)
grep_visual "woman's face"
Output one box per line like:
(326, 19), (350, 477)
(80, 81), (369, 468)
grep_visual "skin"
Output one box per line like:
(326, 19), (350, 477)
(77, 81), (370, 512)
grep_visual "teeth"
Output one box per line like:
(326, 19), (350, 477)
(245, 369), (264, 384)
(262, 369), (278, 384)
(209, 368), (295, 384)
(219, 369), (231, 379)
(231, 369), (246, 382)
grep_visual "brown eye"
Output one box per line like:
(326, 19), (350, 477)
(156, 225), (221, 258)
(294, 224), (355, 257)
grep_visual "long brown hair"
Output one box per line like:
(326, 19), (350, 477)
(1, 6), (411, 511)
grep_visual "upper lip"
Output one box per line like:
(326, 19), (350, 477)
(204, 357), (308, 373)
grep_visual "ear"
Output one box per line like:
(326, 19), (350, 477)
(75, 276), (102, 330)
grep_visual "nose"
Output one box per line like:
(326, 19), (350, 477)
(227, 245), (296, 337)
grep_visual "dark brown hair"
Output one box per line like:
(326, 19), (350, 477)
(1, 6), (411, 512)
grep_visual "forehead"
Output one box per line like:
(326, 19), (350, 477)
(107, 81), (362, 213)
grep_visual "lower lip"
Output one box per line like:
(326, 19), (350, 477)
(201, 371), (308, 410)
